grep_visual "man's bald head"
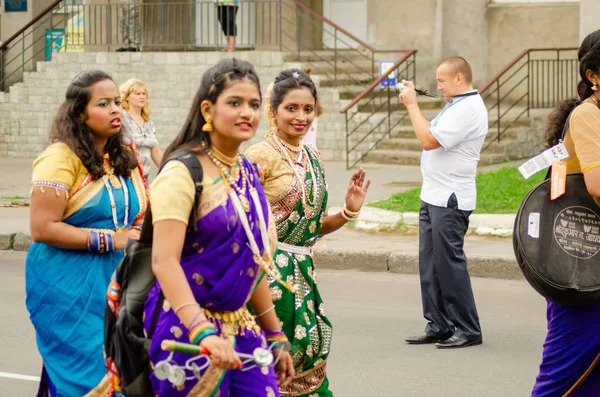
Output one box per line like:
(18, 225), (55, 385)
(436, 56), (474, 101)
(439, 56), (473, 84)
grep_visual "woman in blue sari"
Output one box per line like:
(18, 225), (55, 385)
(25, 70), (148, 396)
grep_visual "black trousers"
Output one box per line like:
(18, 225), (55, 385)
(418, 194), (482, 340)
(217, 5), (238, 36)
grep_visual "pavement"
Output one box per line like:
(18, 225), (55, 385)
(0, 158), (522, 280)
(0, 251), (547, 396)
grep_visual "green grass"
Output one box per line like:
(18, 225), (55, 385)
(1, 195), (24, 200)
(369, 166), (546, 214)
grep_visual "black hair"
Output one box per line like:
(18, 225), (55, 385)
(546, 30), (600, 147)
(163, 58), (261, 162)
(50, 70), (138, 179)
(270, 68), (318, 112)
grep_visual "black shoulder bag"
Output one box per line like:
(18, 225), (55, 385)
(513, 103), (600, 306)
(104, 150), (203, 395)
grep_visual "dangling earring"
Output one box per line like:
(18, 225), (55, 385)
(202, 115), (213, 132)
(592, 84), (598, 91)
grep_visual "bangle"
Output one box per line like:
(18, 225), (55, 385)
(86, 231), (92, 251)
(264, 330), (287, 342)
(340, 210), (353, 221)
(174, 302), (200, 315)
(191, 328), (217, 345)
(343, 204), (360, 217)
(186, 312), (206, 330)
(189, 322), (217, 344)
(106, 232), (114, 252)
(255, 305), (275, 319)
(99, 232), (106, 254)
(188, 318), (210, 332)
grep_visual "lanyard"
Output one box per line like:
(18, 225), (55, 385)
(431, 91), (478, 127)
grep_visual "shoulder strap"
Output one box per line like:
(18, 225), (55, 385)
(138, 150), (204, 244)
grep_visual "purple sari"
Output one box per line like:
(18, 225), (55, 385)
(143, 157), (280, 397)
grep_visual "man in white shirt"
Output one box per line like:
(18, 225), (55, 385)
(399, 57), (486, 349)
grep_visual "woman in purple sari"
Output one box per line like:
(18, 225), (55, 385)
(531, 30), (600, 396)
(143, 58), (294, 396)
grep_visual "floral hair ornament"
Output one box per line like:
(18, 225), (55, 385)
(292, 71), (300, 78)
(264, 81), (276, 137)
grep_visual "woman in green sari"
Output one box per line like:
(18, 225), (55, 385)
(245, 68), (370, 396)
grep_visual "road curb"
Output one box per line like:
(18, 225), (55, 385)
(0, 233), (522, 280)
(317, 248), (522, 280)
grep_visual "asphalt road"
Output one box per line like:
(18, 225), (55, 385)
(0, 251), (547, 397)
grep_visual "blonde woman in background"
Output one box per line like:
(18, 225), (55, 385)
(120, 79), (163, 180)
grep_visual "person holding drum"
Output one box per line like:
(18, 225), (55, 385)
(531, 30), (600, 396)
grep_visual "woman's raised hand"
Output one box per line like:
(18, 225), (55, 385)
(344, 168), (371, 213)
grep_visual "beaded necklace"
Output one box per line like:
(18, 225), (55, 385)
(206, 147), (251, 212)
(270, 135), (319, 213)
(101, 161), (130, 232)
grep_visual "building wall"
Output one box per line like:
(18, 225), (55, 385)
(486, 2), (579, 80)
(366, 0), (439, 91)
(365, 0), (579, 90)
(0, 51), (348, 161)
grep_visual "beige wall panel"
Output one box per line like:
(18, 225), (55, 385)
(486, 3), (579, 81)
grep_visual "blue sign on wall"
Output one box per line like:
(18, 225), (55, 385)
(45, 29), (65, 61)
(379, 61), (397, 88)
(4, 0), (27, 12)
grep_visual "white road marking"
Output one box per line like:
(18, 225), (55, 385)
(0, 371), (40, 382)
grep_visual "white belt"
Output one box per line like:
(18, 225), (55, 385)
(277, 242), (314, 257)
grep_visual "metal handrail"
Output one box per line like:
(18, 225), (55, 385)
(479, 47), (578, 150)
(0, 0), (62, 52)
(342, 51), (417, 168)
(289, 0), (405, 55)
(341, 50), (417, 113)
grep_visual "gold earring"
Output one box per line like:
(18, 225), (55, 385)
(202, 115), (213, 132)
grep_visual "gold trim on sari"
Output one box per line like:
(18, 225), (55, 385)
(64, 178), (104, 219)
(280, 359), (327, 396)
(82, 375), (111, 397)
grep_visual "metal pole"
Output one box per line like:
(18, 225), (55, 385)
(496, 79), (500, 142)
(296, 6), (301, 60)
(527, 52), (530, 118)
(387, 84), (392, 138)
(334, 29), (337, 87)
(345, 113), (350, 169)
(278, 0), (282, 51)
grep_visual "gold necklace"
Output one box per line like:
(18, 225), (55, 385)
(103, 154), (122, 189)
(211, 144), (239, 167)
(206, 149), (251, 212)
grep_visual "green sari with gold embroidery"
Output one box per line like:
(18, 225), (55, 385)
(249, 141), (333, 397)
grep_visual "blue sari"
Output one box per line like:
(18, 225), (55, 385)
(25, 143), (147, 397)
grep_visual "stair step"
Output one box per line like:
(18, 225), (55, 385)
(363, 149), (422, 165)
(284, 50), (371, 63)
